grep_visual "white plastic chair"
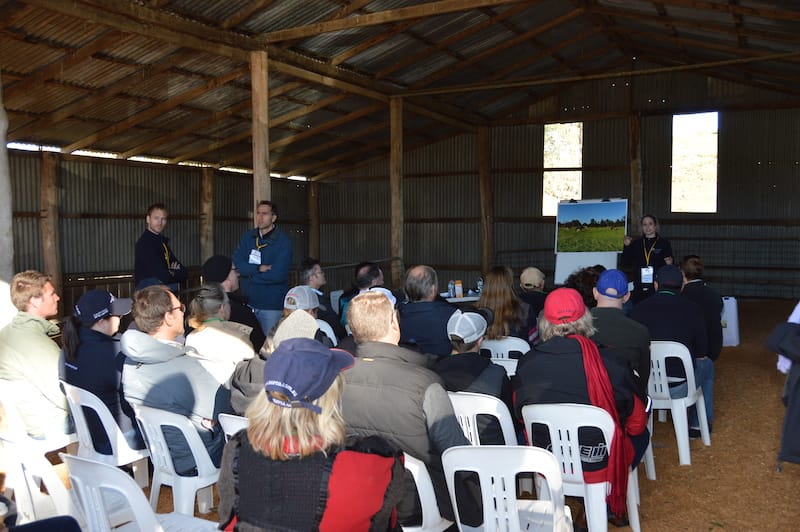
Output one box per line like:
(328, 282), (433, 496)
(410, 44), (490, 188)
(448, 391), (517, 446)
(403, 453), (454, 532)
(132, 404), (220, 515)
(522, 403), (641, 532)
(218, 412), (249, 442)
(649, 341), (711, 465)
(493, 357), (518, 377)
(480, 337), (530, 359)
(60, 381), (150, 488)
(61, 453), (217, 531)
(330, 289), (344, 315)
(0, 379), (78, 454)
(442, 445), (573, 532)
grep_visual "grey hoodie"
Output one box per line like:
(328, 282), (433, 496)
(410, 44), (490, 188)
(120, 329), (229, 473)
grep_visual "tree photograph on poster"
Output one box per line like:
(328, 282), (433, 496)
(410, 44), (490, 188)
(555, 199), (628, 252)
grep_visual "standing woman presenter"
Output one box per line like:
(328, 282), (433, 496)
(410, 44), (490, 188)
(621, 214), (674, 304)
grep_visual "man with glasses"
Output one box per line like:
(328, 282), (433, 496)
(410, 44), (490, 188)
(202, 255), (265, 351)
(0, 270), (71, 439)
(299, 257), (346, 340)
(233, 200), (293, 336)
(120, 285), (230, 474)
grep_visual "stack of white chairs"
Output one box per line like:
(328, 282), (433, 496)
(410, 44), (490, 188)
(649, 340), (711, 465)
(522, 403), (641, 532)
(132, 404), (220, 515)
(61, 380), (150, 487)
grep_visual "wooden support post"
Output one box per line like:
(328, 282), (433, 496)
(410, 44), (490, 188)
(251, 50), (270, 219)
(308, 182), (320, 260)
(200, 167), (214, 264)
(389, 97), (404, 289)
(478, 126), (493, 275)
(0, 72), (13, 283)
(628, 114), (643, 228)
(40, 152), (62, 295)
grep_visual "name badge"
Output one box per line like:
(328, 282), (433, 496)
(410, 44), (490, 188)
(249, 249), (262, 265)
(640, 266), (654, 284)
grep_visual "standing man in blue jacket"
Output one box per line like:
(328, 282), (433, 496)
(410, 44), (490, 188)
(233, 200), (292, 336)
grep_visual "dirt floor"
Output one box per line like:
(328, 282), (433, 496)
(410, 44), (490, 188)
(151, 298), (800, 531)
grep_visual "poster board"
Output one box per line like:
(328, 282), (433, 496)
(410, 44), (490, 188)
(554, 199), (628, 285)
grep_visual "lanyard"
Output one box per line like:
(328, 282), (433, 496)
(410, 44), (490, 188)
(643, 237), (659, 266)
(162, 243), (171, 268)
(255, 235), (269, 251)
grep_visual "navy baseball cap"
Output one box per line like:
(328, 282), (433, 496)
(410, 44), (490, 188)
(596, 269), (628, 298)
(656, 264), (683, 288)
(263, 338), (354, 414)
(74, 290), (132, 326)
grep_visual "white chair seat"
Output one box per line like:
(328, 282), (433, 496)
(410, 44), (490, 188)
(522, 403), (641, 532)
(61, 380), (150, 488)
(442, 445), (573, 532)
(649, 341), (711, 465)
(132, 404), (220, 515)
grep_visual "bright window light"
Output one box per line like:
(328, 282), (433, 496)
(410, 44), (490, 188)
(72, 149), (117, 159)
(542, 122), (583, 216)
(128, 155), (170, 164)
(671, 112), (718, 213)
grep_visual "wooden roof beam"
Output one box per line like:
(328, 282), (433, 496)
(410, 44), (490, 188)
(64, 66), (248, 153)
(654, 0), (800, 22)
(259, 0), (529, 43)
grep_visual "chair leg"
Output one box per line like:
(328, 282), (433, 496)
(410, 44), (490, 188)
(694, 391), (711, 446)
(626, 469), (641, 532)
(583, 483), (608, 532)
(643, 415), (656, 481)
(148, 475), (162, 511)
(172, 480), (196, 515)
(132, 457), (149, 488)
(657, 410), (667, 423)
(670, 402), (691, 466)
(196, 484), (214, 514)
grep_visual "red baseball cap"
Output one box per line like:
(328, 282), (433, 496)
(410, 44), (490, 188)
(543, 287), (586, 324)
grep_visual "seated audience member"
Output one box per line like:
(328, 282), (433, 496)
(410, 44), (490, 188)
(514, 288), (649, 520)
(201, 255), (266, 351)
(121, 285), (229, 474)
(299, 257), (347, 340)
(434, 309), (513, 444)
(591, 269), (651, 400)
(218, 338), (404, 531)
(518, 266), (547, 341)
(631, 264), (712, 436)
(184, 283), (255, 387)
(61, 290), (144, 451)
(0, 270), (71, 439)
(229, 309), (321, 415)
(284, 285), (337, 346)
(564, 264), (606, 309)
(478, 266), (530, 341)
(342, 291), (477, 526)
(681, 255), (724, 362)
(339, 261), (384, 327)
(398, 265), (457, 356)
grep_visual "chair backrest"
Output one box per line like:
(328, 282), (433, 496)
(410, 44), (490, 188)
(442, 445), (571, 532)
(61, 453), (162, 532)
(218, 413), (249, 442)
(0, 433), (81, 525)
(447, 391), (517, 445)
(132, 404), (218, 479)
(60, 380), (148, 464)
(403, 453), (453, 532)
(330, 289), (344, 315)
(492, 357), (518, 377)
(520, 403), (615, 488)
(649, 340), (697, 401)
(480, 336), (530, 359)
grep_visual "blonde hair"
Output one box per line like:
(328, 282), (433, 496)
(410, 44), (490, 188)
(245, 374), (346, 460)
(347, 291), (395, 343)
(11, 270), (52, 311)
(537, 307), (596, 341)
(478, 266), (526, 339)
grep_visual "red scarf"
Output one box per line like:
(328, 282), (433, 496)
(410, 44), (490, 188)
(571, 334), (632, 517)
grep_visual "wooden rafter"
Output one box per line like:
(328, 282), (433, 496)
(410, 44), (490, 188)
(259, 0), (528, 43)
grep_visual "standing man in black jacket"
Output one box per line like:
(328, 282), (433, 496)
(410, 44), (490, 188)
(680, 255), (724, 361)
(134, 203), (187, 291)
